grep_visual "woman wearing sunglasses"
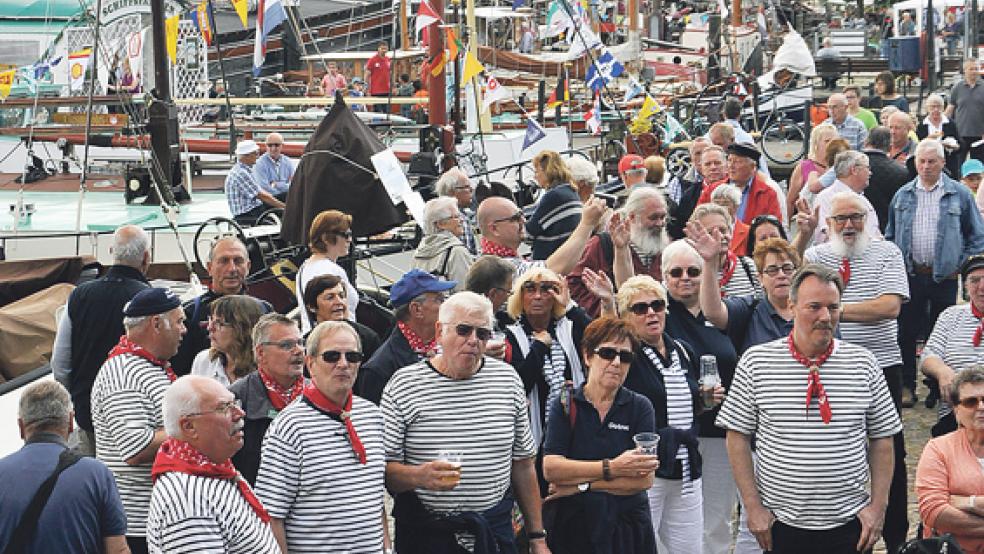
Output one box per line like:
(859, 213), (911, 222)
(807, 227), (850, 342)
(296, 209), (358, 332)
(191, 295), (266, 387)
(916, 367), (984, 553)
(616, 274), (719, 554)
(541, 317), (660, 554)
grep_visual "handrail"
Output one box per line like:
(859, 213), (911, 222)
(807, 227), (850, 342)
(0, 365), (51, 397)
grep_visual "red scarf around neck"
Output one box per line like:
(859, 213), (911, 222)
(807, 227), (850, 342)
(972, 303), (984, 347)
(151, 438), (270, 522)
(839, 258), (851, 286)
(107, 335), (177, 383)
(258, 368), (303, 411)
(787, 333), (835, 424)
(719, 251), (738, 295)
(481, 236), (519, 258)
(397, 320), (437, 357)
(302, 383), (367, 464)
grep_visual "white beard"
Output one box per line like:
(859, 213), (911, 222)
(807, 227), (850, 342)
(630, 223), (670, 257)
(829, 229), (872, 259)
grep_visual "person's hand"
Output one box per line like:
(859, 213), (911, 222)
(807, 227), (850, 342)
(485, 340), (507, 360)
(532, 329), (552, 347)
(549, 278), (572, 309)
(793, 198), (818, 236)
(416, 461), (461, 491)
(581, 197), (610, 229)
(582, 267), (615, 304)
(609, 448), (660, 478)
(544, 482), (580, 501)
(745, 501), (776, 551)
(937, 368), (957, 405)
(608, 211), (631, 249)
(684, 220), (724, 261)
(529, 537), (552, 554)
(710, 384), (726, 406)
(855, 502), (886, 552)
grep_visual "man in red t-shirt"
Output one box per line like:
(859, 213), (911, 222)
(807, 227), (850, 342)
(365, 42), (392, 113)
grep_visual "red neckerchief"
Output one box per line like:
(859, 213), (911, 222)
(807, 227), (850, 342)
(972, 303), (984, 347)
(107, 335), (177, 383)
(397, 321), (437, 357)
(839, 258), (851, 286)
(787, 333), (835, 424)
(302, 383), (367, 464)
(481, 236), (519, 258)
(719, 251), (738, 296)
(151, 438), (270, 523)
(257, 368), (303, 411)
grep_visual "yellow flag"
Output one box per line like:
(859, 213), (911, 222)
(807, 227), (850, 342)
(231, 0), (249, 29)
(0, 69), (14, 100)
(461, 51), (485, 84)
(430, 51), (447, 77)
(637, 94), (660, 119)
(165, 14), (180, 63)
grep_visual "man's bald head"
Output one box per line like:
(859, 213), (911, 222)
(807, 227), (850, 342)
(477, 196), (520, 233)
(111, 224), (150, 271)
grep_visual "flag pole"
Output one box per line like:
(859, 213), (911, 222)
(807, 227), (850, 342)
(77, 0), (103, 232)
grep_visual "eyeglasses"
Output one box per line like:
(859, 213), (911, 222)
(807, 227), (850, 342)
(593, 347), (635, 364)
(493, 211), (524, 224)
(321, 350), (364, 363)
(829, 213), (865, 225)
(522, 281), (559, 295)
(450, 323), (493, 341)
(628, 299), (667, 316)
(668, 266), (701, 279)
(336, 230), (353, 239)
(207, 317), (231, 328)
(267, 143), (283, 147)
(762, 262), (797, 277)
(957, 395), (984, 409)
(262, 339), (306, 351)
(185, 398), (242, 418)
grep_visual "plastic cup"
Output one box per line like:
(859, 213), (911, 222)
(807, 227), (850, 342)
(437, 450), (463, 485)
(633, 432), (660, 456)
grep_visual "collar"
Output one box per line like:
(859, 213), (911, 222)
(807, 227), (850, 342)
(917, 176), (943, 192)
(923, 114), (950, 127)
(104, 265), (149, 283)
(236, 161), (253, 170)
(573, 384), (632, 408)
(25, 431), (68, 447)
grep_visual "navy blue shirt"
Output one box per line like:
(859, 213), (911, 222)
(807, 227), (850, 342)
(723, 294), (794, 354)
(0, 433), (126, 552)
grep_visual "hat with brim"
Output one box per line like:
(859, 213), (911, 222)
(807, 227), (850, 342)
(235, 140), (260, 157)
(389, 269), (457, 307)
(123, 287), (182, 317)
(728, 142), (761, 163)
(962, 158), (984, 177)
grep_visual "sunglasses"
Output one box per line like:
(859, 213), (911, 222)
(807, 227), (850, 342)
(451, 323), (493, 341)
(628, 299), (667, 316)
(668, 266), (701, 279)
(593, 347), (635, 364)
(522, 281), (560, 295)
(262, 339), (306, 351)
(320, 350), (364, 363)
(957, 395), (984, 409)
(751, 214), (782, 227)
(493, 211), (524, 224)
(762, 263), (796, 277)
(336, 230), (353, 239)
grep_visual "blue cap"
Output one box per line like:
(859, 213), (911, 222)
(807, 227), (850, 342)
(123, 287), (181, 317)
(962, 159), (984, 177)
(389, 269), (457, 307)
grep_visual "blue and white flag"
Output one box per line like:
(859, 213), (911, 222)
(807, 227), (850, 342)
(253, 0), (287, 76)
(623, 78), (644, 102)
(585, 47), (624, 93)
(522, 118), (547, 151)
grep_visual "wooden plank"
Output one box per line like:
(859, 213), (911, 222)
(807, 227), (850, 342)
(52, 113), (129, 126)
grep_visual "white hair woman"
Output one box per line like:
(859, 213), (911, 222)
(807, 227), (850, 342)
(916, 93), (961, 178)
(412, 196), (473, 290)
(709, 184), (750, 256)
(565, 156), (600, 203)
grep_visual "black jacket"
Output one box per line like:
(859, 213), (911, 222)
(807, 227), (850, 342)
(67, 265), (149, 431)
(355, 326), (420, 405)
(916, 120), (961, 179)
(229, 371), (280, 486)
(863, 149), (910, 233)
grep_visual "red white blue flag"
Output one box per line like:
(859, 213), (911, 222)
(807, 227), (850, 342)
(253, 0), (287, 76)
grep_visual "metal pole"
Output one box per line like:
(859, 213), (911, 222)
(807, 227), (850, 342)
(207, 0), (237, 157)
(453, 2), (462, 143)
(147, 0), (177, 205)
(77, 0), (103, 232)
(927, 0), (936, 91)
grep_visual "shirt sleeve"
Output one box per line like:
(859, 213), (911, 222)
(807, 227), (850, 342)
(542, 396), (572, 457)
(51, 311), (73, 388)
(153, 516), (226, 552)
(723, 295), (754, 345)
(819, 168), (836, 188)
(254, 418), (301, 519)
(381, 382), (408, 462)
(715, 352), (758, 434)
(100, 387), (157, 461)
(922, 307), (956, 363)
(864, 355), (903, 438)
(915, 438), (957, 533)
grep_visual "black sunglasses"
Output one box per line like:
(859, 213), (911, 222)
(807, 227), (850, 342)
(336, 230), (353, 239)
(522, 281), (559, 295)
(668, 266), (701, 279)
(452, 323), (493, 341)
(957, 395), (984, 409)
(628, 299), (666, 316)
(493, 211), (524, 224)
(321, 350), (364, 363)
(593, 347), (635, 364)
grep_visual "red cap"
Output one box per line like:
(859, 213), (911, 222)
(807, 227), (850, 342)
(618, 154), (645, 175)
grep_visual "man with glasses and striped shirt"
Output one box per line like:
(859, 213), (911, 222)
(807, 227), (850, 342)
(253, 132), (295, 203)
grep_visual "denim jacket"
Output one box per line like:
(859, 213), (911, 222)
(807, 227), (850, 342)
(885, 174), (984, 282)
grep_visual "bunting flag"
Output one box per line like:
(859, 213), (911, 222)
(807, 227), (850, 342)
(445, 27), (462, 62)
(253, 0), (287, 76)
(30, 56), (62, 80)
(546, 68), (569, 109)
(232, 0), (249, 28)
(623, 78), (644, 103)
(165, 14), (180, 63)
(0, 69), (14, 100)
(415, 0), (442, 38)
(521, 117), (547, 151)
(190, 1), (214, 46)
(585, 47), (624, 92)
(430, 51), (447, 76)
(482, 75), (513, 111)
(68, 48), (92, 91)
(461, 50), (485, 83)
(584, 92), (602, 135)
(637, 94), (660, 119)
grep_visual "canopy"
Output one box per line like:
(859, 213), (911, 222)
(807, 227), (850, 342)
(0, 0), (90, 19)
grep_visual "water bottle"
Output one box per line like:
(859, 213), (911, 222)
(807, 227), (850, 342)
(700, 355), (720, 409)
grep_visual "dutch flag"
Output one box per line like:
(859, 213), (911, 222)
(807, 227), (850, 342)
(253, 0), (288, 77)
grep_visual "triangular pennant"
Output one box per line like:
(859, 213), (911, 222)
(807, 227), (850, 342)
(522, 118), (547, 151)
(482, 75), (513, 111)
(461, 50), (485, 83)
(68, 49), (92, 91)
(165, 14), (181, 63)
(232, 0), (249, 29)
(415, 0), (442, 37)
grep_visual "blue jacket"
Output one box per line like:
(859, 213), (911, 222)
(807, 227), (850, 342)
(884, 174), (984, 282)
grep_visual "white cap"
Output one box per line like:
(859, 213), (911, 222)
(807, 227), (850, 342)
(235, 140), (260, 157)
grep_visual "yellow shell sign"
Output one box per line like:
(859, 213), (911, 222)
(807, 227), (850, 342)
(71, 61), (85, 80)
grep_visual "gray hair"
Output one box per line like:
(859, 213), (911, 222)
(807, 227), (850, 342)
(833, 150), (869, 178)
(925, 93), (945, 108)
(949, 366), (984, 406)
(251, 313), (296, 348)
(306, 320), (361, 356)
(433, 168), (471, 197)
(915, 138), (945, 161)
(18, 380), (72, 431)
(111, 225), (150, 267)
(701, 145), (726, 162)
(689, 202), (733, 229)
(689, 136), (711, 154)
(623, 186), (667, 218)
(866, 126), (891, 152)
(661, 239), (703, 277)
(710, 184), (741, 208)
(790, 263), (843, 304)
(423, 197), (459, 235)
(438, 291), (494, 329)
(208, 236), (248, 263)
(565, 156), (600, 188)
(124, 310), (175, 332)
(162, 375), (207, 437)
(828, 191), (868, 214)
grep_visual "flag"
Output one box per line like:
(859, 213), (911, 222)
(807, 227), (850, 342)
(0, 69), (14, 100)
(512, 0), (524, 8)
(565, 26), (600, 60)
(717, 0), (729, 19)
(584, 47), (624, 92)
(623, 78), (644, 102)
(584, 92), (601, 135)
(192, 1), (214, 46)
(546, 68), (569, 109)
(165, 14), (180, 63)
(461, 51), (485, 83)
(30, 56), (62, 80)
(253, 0), (287, 76)
(430, 51), (447, 76)
(68, 49), (91, 91)
(522, 118), (547, 151)
(637, 94), (660, 119)
(445, 27), (462, 61)
(482, 76), (513, 111)
(415, 0), (441, 38)
(544, 0), (574, 37)
(232, 0), (249, 28)
(663, 112), (687, 141)
(124, 29), (145, 80)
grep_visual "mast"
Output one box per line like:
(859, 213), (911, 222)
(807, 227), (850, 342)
(428, 0), (447, 129)
(731, 0), (741, 28)
(147, 0), (178, 205)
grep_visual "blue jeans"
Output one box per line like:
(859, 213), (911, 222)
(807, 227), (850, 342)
(897, 273), (958, 391)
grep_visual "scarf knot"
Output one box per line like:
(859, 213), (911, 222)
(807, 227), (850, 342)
(302, 383), (367, 465)
(398, 321), (437, 358)
(108, 335), (177, 383)
(787, 333), (835, 424)
(258, 368), (303, 411)
(972, 303), (984, 347)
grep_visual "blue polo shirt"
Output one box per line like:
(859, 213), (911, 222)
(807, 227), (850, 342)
(723, 294), (794, 354)
(0, 433), (126, 553)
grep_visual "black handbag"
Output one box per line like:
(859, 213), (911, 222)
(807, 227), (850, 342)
(899, 533), (964, 554)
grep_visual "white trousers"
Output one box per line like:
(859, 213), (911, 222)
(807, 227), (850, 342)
(699, 437), (737, 554)
(647, 476), (703, 554)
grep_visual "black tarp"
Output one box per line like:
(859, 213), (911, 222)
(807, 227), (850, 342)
(282, 93), (408, 245)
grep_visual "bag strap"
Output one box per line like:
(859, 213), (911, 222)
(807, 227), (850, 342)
(3, 448), (83, 554)
(438, 246), (454, 279)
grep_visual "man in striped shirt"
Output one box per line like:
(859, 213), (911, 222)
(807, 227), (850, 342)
(382, 292), (548, 554)
(804, 192), (911, 553)
(147, 376), (279, 553)
(91, 288), (187, 554)
(717, 264), (901, 554)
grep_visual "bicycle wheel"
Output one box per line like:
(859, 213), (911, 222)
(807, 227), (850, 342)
(759, 117), (806, 165)
(665, 147), (691, 177)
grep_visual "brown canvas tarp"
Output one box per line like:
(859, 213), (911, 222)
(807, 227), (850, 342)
(0, 283), (74, 382)
(0, 256), (97, 308)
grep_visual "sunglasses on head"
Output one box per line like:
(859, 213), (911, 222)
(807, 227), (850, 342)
(751, 215), (781, 227)
(957, 395), (984, 409)
(593, 347), (635, 364)
(628, 299), (666, 316)
(668, 266), (701, 279)
(452, 323), (493, 341)
(320, 350), (364, 363)
(522, 281), (559, 295)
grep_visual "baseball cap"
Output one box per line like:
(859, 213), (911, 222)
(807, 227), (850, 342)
(389, 269), (457, 307)
(618, 154), (645, 175)
(123, 288), (181, 317)
(962, 159), (984, 177)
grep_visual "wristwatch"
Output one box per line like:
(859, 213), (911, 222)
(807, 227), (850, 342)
(527, 530), (548, 540)
(577, 482), (591, 493)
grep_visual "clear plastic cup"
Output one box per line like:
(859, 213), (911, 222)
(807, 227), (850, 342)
(633, 432), (660, 456)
